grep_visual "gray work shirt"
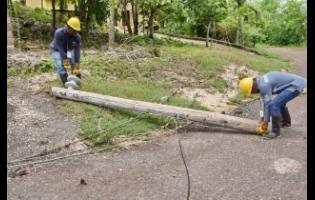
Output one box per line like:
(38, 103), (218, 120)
(256, 71), (307, 122)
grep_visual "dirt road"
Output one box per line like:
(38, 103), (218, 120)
(7, 46), (307, 200)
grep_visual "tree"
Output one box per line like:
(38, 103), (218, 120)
(233, 0), (246, 44)
(189, 0), (227, 37)
(259, 0), (306, 45)
(139, 0), (172, 38)
(131, 0), (139, 34)
(68, 0), (109, 32)
(157, 1), (193, 35)
(122, 0), (132, 34)
(242, 24), (265, 47)
(108, 0), (116, 48)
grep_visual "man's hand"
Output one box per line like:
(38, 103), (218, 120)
(256, 121), (268, 136)
(63, 59), (71, 71)
(73, 63), (80, 75)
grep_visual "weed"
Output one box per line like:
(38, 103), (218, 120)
(7, 79), (14, 88)
(7, 68), (20, 77)
(7, 60), (55, 78)
(37, 138), (49, 145)
(211, 79), (229, 93)
(228, 92), (246, 105)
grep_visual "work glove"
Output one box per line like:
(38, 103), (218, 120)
(63, 59), (71, 71)
(73, 63), (80, 75)
(256, 119), (268, 136)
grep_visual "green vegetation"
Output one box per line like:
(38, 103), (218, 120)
(7, 59), (55, 78)
(211, 79), (229, 93)
(160, 0), (306, 47)
(12, 3), (52, 22)
(7, 79), (14, 88)
(163, 42), (294, 73)
(9, 0), (306, 47)
(37, 137), (49, 145)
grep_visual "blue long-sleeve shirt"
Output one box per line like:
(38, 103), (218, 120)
(256, 71), (307, 122)
(50, 26), (81, 63)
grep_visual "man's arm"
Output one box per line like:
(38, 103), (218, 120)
(260, 86), (273, 122)
(54, 30), (67, 60)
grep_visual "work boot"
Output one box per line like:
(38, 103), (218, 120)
(264, 116), (281, 140)
(280, 108), (291, 127)
(60, 74), (68, 85)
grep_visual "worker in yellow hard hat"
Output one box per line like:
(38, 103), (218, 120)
(50, 17), (82, 85)
(239, 71), (306, 140)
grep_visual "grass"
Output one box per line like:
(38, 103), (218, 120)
(228, 92), (260, 105)
(56, 98), (177, 148)
(47, 37), (293, 149)
(256, 43), (307, 51)
(7, 78), (14, 88)
(210, 79), (229, 93)
(49, 77), (208, 149)
(228, 92), (245, 105)
(7, 59), (55, 78)
(163, 42), (294, 74)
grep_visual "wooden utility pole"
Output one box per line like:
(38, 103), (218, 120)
(51, 87), (257, 134)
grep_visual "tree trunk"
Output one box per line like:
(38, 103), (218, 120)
(51, 87), (258, 134)
(77, 0), (87, 31)
(86, 2), (92, 32)
(108, 3), (115, 49)
(131, 0), (139, 35)
(20, 0), (26, 5)
(143, 23), (145, 34)
(236, 15), (243, 45)
(123, 0), (132, 34)
(59, 0), (65, 24)
(206, 20), (211, 48)
(236, 15), (240, 44)
(213, 21), (216, 39)
(86, 13), (91, 32)
(240, 16), (244, 46)
(52, 0), (56, 31)
(148, 8), (157, 39)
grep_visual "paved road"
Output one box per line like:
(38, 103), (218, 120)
(7, 46), (307, 200)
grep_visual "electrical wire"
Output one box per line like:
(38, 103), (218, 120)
(178, 137), (191, 200)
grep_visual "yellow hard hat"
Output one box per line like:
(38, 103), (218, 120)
(67, 17), (81, 31)
(239, 77), (253, 97)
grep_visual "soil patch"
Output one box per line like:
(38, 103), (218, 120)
(179, 64), (259, 113)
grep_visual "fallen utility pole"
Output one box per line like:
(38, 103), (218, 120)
(51, 87), (257, 134)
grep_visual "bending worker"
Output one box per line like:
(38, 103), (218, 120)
(239, 71), (306, 140)
(50, 17), (81, 85)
